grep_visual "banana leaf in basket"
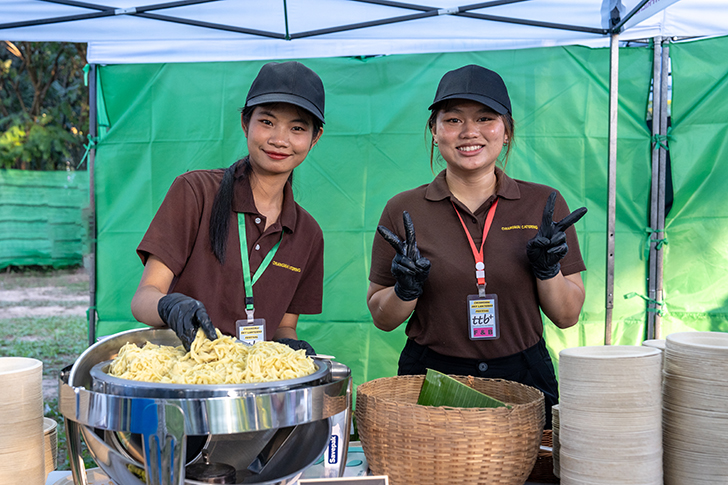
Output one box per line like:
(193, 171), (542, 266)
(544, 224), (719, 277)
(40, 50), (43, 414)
(417, 368), (510, 409)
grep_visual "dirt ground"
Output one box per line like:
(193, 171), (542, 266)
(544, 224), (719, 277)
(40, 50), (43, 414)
(0, 267), (89, 400)
(0, 287), (88, 318)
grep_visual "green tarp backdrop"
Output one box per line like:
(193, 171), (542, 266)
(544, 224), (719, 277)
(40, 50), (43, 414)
(0, 169), (89, 269)
(92, 36), (728, 389)
(661, 37), (728, 335)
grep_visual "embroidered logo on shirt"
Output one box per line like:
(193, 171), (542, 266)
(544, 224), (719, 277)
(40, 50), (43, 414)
(501, 224), (538, 231)
(272, 260), (302, 273)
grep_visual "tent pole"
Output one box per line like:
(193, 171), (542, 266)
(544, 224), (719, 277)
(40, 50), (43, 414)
(655, 40), (670, 339)
(647, 37), (663, 340)
(605, 32), (619, 345)
(88, 63), (98, 347)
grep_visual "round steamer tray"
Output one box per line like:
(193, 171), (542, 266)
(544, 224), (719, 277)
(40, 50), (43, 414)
(0, 357), (42, 411)
(667, 331), (728, 351)
(559, 347), (662, 381)
(560, 344), (662, 359)
(559, 346), (662, 373)
(0, 356), (42, 375)
(90, 357), (331, 399)
(642, 339), (666, 350)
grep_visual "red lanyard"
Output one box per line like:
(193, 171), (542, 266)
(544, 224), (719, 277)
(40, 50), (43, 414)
(452, 198), (499, 292)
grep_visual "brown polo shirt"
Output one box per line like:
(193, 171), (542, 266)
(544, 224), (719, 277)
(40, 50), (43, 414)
(137, 164), (324, 338)
(370, 168), (585, 360)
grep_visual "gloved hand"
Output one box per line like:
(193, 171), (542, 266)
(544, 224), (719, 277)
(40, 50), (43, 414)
(276, 338), (316, 356)
(377, 210), (431, 302)
(157, 293), (217, 351)
(527, 192), (587, 280)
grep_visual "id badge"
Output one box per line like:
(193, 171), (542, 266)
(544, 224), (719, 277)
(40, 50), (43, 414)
(237, 318), (266, 344)
(467, 294), (499, 340)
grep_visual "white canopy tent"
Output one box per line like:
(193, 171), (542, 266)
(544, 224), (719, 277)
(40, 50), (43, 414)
(1, 0), (726, 63)
(2, 0), (727, 344)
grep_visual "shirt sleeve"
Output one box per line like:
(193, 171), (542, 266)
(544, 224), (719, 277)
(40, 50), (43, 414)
(137, 175), (203, 275)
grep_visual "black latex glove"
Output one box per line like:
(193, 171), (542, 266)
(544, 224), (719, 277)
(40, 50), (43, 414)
(377, 211), (431, 302)
(157, 293), (217, 351)
(526, 192), (587, 280)
(276, 338), (316, 356)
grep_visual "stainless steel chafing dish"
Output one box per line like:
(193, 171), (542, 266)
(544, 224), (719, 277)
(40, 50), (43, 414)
(60, 328), (352, 485)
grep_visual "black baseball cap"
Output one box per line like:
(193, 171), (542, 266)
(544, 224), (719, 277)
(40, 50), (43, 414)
(245, 61), (325, 124)
(429, 64), (511, 115)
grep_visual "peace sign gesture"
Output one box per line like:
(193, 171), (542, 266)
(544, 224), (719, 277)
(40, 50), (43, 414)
(377, 211), (431, 301)
(526, 192), (587, 280)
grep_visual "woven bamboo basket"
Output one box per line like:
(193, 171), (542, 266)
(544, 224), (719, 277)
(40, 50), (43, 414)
(355, 376), (545, 485)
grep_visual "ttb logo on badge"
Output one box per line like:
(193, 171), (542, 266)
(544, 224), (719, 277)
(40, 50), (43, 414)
(467, 294), (500, 340)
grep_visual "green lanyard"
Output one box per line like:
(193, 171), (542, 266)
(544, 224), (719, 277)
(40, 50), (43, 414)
(238, 213), (283, 319)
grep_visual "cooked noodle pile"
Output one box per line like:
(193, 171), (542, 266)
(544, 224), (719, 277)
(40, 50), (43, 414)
(108, 329), (316, 384)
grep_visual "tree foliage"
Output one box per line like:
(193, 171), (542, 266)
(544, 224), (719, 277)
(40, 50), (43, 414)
(0, 41), (88, 170)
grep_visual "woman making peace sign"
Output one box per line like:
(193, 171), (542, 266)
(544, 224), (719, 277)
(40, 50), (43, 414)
(368, 65), (587, 427)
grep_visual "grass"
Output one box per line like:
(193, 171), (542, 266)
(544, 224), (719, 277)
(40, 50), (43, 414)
(0, 300), (85, 308)
(0, 316), (88, 365)
(0, 266), (96, 472)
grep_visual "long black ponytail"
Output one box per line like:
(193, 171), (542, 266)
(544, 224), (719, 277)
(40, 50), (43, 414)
(209, 157), (251, 264)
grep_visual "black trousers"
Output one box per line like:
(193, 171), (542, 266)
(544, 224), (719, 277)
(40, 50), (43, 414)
(398, 338), (558, 429)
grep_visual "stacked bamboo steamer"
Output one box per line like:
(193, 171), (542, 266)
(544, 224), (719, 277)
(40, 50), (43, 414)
(663, 331), (728, 484)
(44, 417), (58, 478)
(0, 357), (45, 484)
(558, 345), (663, 485)
(551, 404), (560, 479)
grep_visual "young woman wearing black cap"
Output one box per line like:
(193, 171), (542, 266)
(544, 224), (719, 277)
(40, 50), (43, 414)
(131, 61), (325, 355)
(367, 64), (587, 427)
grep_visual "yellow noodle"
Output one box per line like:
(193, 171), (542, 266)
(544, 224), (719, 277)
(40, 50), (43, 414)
(108, 329), (316, 384)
